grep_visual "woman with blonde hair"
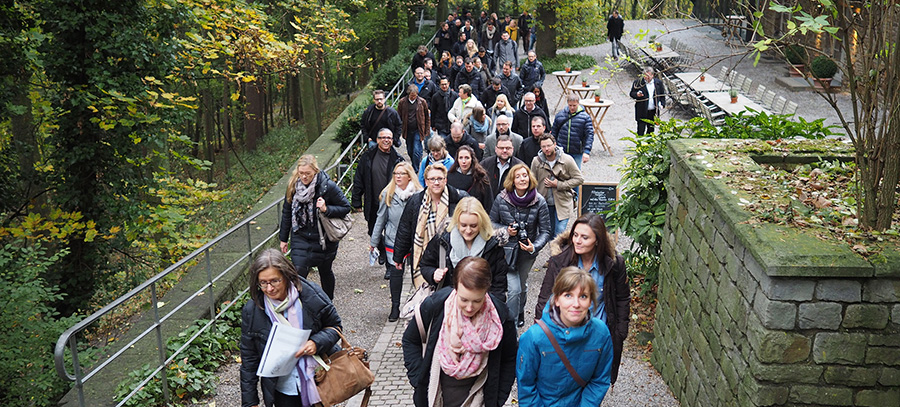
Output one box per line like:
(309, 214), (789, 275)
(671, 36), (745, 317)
(418, 197), (509, 300)
(517, 267), (613, 406)
(486, 94), (515, 126)
(278, 154), (351, 299)
(465, 39), (479, 59)
(505, 20), (518, 42)
(489, 163), (551, 327)
(371, 162), (423, 321)
(403, 256), (517, 407)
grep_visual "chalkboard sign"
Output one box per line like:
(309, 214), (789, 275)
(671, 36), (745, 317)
(578, 183), (619, 219)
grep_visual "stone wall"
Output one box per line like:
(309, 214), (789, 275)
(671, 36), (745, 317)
(652, 139), (900, 406)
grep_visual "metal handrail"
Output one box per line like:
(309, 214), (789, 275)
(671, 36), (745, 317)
(54, 28), (439, 407)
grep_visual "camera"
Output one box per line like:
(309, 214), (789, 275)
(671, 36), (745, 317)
(510, 221), (529, 243)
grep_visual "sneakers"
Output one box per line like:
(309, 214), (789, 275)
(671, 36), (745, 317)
(517, 314), (526, 328)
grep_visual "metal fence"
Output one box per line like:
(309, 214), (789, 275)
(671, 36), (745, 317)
(54, 31), (437, 407)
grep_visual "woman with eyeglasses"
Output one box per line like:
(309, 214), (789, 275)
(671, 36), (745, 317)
(533, 213), (630, 385)
(489, 163), (550, 328)
(279, 154), (352, 299)
(402, 256), (517, 407)
(418, 197), (509, 300)
(517, 267), (613, 407)
(447, 145), (493, 214)
(371, 162), (423, 322)
(393, 163), (469, 289)
(240, 248), (343, 407)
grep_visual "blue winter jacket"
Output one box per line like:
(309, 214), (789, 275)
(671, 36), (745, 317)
(516, 303), (613, 407)
(551, 106), (594, 159)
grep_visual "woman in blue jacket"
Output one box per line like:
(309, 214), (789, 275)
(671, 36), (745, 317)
(516, 267), (613, 407)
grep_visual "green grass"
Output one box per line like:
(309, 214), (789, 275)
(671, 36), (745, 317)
(536, 53), (598, 73)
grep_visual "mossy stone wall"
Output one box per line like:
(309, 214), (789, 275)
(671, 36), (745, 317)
(652, 139), (900, 406)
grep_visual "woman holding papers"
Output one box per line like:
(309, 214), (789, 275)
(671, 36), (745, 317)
(402, 256), (517, 407)
(240, 248), (342, 407)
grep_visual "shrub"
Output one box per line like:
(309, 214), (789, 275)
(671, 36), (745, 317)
(0, 242), (82, 407)
(371, 52), (411, 94)
(784, 44), (808, 65)
(399, 33), (431, 54)
(537, 53), (597, 73)
(810, 55), (838, 79)
(334, 102), (368, 145)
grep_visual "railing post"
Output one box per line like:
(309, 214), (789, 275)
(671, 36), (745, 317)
(150, 284), (171, 402)
(69, 336), (86, 407)
(205, 248), (216, 320)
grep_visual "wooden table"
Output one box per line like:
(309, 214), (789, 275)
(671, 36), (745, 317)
(580, 98), (614, 156)
(675, 72), (729, 92)
(567, 84), (601, 100)
(701, 91), (769, 116)
(551, 70), (581, 112)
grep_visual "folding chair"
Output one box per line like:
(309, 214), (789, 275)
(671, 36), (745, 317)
(754, 85), (767, 102)
(741, 78), (753, 94)
(718, 66), (729, 82)
(772, 96), (787, 113)
(783, 101), (798, 115)
(762, 90), (776, 108)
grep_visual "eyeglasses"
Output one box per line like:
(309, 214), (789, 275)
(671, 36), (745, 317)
(394, 172), (409, 176)
(377, 136), (393, 140)
(258, 278), (283, 288)
(427, 177), (446, 183)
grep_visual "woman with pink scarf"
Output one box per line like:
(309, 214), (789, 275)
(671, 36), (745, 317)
(402, 256), (517, 407)
(240, 249), (343, 407)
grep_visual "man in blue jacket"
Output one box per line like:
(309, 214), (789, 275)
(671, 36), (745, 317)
(551, 94), (594, 169)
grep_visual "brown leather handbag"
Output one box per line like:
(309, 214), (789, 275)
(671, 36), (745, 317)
(314, 327), (374, 407)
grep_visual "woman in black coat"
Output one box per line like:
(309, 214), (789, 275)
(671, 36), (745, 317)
(279, 154), (351, 299)
(533, 213), (630, 384)
(447, 145), (494, 214)
(402, 257), (517, 407)
(489, 164), (551, 327)
(240, 248), (342, 407)
(418, 197), (509, 301)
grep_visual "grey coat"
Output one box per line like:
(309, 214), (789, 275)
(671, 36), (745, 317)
(494, 39), (518, 70)
(370, 189), (416, 266)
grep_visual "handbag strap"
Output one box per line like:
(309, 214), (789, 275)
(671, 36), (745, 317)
(414, 304), (429, 358)
(535, 319), (588, 388)
(437, 244), (446, 290)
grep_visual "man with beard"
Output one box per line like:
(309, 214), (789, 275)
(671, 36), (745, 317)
(361, 90), (402, 147)
(480, 133), (524, 198)
(519, 51), (546, 90)
(454, 58), (486, 97)
(480, 77), (513, 112)
(483, 114), (523, 158)
(430, 77), (458, 137)
(398, 85), (431, 170)
(352, 128), (404, 270)
(404, 67), (436, 101)
(497, 61), (524, 107)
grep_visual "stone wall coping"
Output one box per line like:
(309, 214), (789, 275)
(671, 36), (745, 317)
(668, 138), (876, 278)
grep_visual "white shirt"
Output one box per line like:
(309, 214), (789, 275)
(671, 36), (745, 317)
(646, 79), (656, 110)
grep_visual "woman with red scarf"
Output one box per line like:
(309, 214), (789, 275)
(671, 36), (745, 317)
(402, 256), (517, 407)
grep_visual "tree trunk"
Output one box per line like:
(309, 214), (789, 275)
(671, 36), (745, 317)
(408, 7), (417, 35)
(438, 0), (449, 29)
(203, 88), (215, 182)
(9, 68), (38, 202)
(222, 79), (232, 174)
(386, 1), (400, 58)
(244, 77), (265, 151)
(487, 0), (498, 16)
(300, 67), (321, 143)
(535, 2), (557, 58)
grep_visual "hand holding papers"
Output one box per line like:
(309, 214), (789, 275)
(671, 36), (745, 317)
(256, 323), (311, 377)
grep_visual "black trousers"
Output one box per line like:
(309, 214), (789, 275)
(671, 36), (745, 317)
(637, 108), (659, 136)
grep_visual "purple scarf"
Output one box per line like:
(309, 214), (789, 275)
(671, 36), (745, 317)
(263, 284), (322, 406)
(507, 188), (536, 208)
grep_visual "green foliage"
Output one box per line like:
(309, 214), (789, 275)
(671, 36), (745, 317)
(115, 296), (245, 406)
(334, 102), (368, 145)
(810, 55), (838, 79)
(400, 33), (431, 54)
(784, 44), (808, 65)
(683, 111), (842, 140)
(372, 52), (412, 93)
(0, 242), (82, 407)
(539, 53), (597, 73)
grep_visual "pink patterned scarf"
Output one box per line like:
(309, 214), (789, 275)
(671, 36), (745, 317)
(436, 289), (503, 379)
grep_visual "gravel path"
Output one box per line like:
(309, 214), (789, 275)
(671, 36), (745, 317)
(195, 18), (848, 407)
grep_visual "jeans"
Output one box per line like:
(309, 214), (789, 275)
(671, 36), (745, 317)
(406, 130), (423, 172)
(610, 38), (621, 59)
(548, 205), (570, 238)
(506, 252), (537, 323)
(530, 31), (536, 51)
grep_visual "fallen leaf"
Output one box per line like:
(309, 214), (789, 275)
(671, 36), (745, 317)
(852, 244), (869, 255)
(354, 289), (363, 294)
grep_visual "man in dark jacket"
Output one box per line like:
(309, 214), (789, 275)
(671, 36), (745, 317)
(352, 128), (404, 264)
(480, 77), (512, 111)
(518, 10), (532, 52)
(454, 58), (486, 97)
(411, 45), (435, 71)
(497, 61), (524, 106)
(551, 94), (594, 168)
(398, 85), (431, 170)
(517, 115), (547, 167)
(476, 47), (495, 77)
(445, 121), (483, 161)
(435, 22), (454, 55)
(629, 66), (666, 136)
(430, 77), (458, 137)
(607, 10), (625, 60)
(480, 133), (524, 198)
(519, 51), (546, 90)
(403, 67), (437, 101)
(361, 90), (402, 147)
(480, 20), (500, 51)
(512, 92), (548, 138)
(452, 32), (468, 57)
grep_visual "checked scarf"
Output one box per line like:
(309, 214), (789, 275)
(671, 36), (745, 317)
(412, 188), (449, 271)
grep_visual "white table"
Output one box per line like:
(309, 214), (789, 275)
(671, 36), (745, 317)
(636, 41), (680, 59)
(551, 70), (582, 112)
(675, 72), (729, 92)
(701, 91), (769, 116)
(580, 98), (614, 156)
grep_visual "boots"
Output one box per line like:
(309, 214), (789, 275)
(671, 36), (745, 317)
(388, 267), (402, 322)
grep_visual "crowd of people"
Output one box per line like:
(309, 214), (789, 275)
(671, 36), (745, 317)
(240, 9), (650, 407)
